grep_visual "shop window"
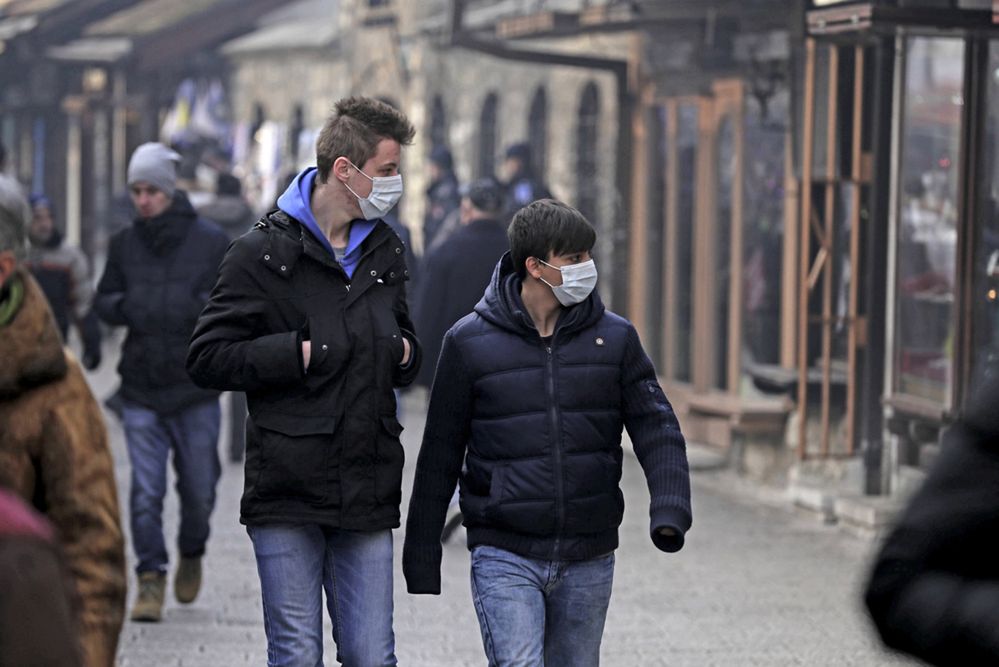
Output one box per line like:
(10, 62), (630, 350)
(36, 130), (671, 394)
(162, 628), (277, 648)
(742, 90), (788, 368)
(528, 87), (548, 179)
(893, 36), (965, 405)
(646, 106), (668, 369)
(478, 92), (499, 179)
(714, 115), (735, 390)
(576, 82), (600, 224)
(972, 41), (999, 393)
(673, 104), (698, 383)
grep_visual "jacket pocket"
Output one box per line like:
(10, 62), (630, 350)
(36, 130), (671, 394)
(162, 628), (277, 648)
(374, 415), (405, 505)
(249, 411), (335, 505)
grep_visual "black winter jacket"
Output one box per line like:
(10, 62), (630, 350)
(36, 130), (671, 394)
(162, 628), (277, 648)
(186, 211), (421, 530)
(413, 217), (508, 388)
(865, 377), (999, 665)
(403, 254), (691, 594)
(95, 192), (228, 414)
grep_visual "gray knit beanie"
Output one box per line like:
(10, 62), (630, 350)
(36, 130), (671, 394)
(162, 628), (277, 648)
(127, 142), (180, 198)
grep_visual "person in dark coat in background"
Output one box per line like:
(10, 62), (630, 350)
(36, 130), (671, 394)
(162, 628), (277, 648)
(198, 172), (255, 240)
(414, 177), (508, 390)
(197, 172), (257, 463)
(95, 142), (229, 624)
(0, 487), (83, 667)
(26, 194), (102, 370)
(404, 199), (691, 667)
(501, 142), (552, 220)
(865, 375), (999, 666)
(423, 145), (460, 250)
(187, 97), (421, 667)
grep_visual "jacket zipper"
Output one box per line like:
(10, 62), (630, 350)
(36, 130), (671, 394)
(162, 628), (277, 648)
(545, 339), (565, 560)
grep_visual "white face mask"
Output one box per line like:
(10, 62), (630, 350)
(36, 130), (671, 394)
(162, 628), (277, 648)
(538, 258), (598, 306)
(344, 160), (403, 220)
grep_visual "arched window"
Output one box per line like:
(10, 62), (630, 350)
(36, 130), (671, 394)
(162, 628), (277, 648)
(429, 94), (447, 151)
(478, 92), (499, 179)
(575, 82), (600, 226)
(528, 87), (548, 178)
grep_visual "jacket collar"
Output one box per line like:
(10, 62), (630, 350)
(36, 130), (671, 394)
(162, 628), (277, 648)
(474, 252), (605, 339)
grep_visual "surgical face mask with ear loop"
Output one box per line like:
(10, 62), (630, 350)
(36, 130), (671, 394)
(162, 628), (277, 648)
(537, 258), (598, 306)
(344, 159), (404, 220)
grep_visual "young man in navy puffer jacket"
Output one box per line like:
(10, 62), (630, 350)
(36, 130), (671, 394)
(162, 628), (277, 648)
(403, 199), (692, 666)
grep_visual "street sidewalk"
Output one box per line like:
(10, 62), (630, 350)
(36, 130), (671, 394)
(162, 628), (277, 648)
(79, 341), (914, 666)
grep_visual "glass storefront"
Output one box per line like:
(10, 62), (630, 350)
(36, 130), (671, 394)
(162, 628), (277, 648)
(742, 91), (788, 370)
(672, 104), (698, 383)
(972, 41), (999, 393)
(893, 36), (965, 405)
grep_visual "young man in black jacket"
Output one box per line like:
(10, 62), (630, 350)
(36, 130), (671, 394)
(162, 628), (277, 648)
(403, 199), (691, 666)
(187, 97), (420, 667)
(96, 142), (229, 624)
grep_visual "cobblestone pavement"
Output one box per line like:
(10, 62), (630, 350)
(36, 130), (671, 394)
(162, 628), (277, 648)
(82, 358), (915, 667)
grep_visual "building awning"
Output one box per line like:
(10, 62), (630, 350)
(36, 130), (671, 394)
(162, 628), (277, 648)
(807, 1), (994, 35)
(47, 36), (131, 61)
(220, 0), (339, 55)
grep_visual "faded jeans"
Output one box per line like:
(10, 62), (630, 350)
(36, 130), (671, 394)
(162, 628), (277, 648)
(121, 399), (221, 574)
(247, 524), (396, 667)
(470, 544), (615, 667)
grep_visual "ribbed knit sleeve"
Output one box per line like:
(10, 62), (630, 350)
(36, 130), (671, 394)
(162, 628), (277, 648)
(620, 324), (692, 552)
(402, 330), (473, 594)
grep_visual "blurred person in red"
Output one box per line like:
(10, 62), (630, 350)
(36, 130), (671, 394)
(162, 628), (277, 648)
(0, 175), (126, 667)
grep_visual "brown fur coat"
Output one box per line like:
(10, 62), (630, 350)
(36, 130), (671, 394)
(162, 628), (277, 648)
(0, 267), (126, 667)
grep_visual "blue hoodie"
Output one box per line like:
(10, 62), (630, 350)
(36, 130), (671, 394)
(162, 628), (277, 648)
(276, 167), (376, 279)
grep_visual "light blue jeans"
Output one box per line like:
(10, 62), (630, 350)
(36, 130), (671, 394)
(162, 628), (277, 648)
(247, 524), (396, 667)
(470, 544), (615, 667)
(121, 399), (221, 574)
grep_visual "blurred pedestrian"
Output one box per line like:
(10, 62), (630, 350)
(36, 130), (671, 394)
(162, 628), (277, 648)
(0, 175), (126, 667)
(26, 194), (102, 370)
(0, 487), (83, 667)
(403, 199), (691, 666)
(500, 142), (552, 219)
(413, 177), (509, 542)
(187, 96), (421, 666)
(414, 178), (508, 391)
(198, 172), (256, 240)
(423, 145), (460, 249)
(197, 172), (256, 463)
(95, 143), (229, 623)
(865, 375), (999, 666)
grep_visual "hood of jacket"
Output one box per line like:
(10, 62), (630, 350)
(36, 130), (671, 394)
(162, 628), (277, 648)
(474, 251), (605, 337)
(276, 167), (377, 279)
(0, 267), (67, 398)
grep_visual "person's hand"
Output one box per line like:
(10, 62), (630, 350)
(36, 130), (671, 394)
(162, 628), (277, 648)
(302, 340), (311, 371)
(401, 337), (411, 366)
(658, 527), (677, 537)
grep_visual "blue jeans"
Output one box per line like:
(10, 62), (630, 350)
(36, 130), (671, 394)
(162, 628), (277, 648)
(247, 525), (396, 667)
(122, 399), (221, 574)
(470, 545), (615, 667)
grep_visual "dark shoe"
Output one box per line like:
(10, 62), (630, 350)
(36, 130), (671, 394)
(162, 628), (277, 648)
(441, 506), (463, 543)
(131, 572), (166, 622)
(174, 556), (202, 604)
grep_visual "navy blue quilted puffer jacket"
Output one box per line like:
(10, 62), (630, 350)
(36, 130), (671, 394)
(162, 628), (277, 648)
(403, 253), (692, 594)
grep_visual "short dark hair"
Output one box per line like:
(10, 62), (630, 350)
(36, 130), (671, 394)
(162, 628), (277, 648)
(508, 199), (596, 279)
(315, 97), (415, 183)
(216, 172), (242, 196)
